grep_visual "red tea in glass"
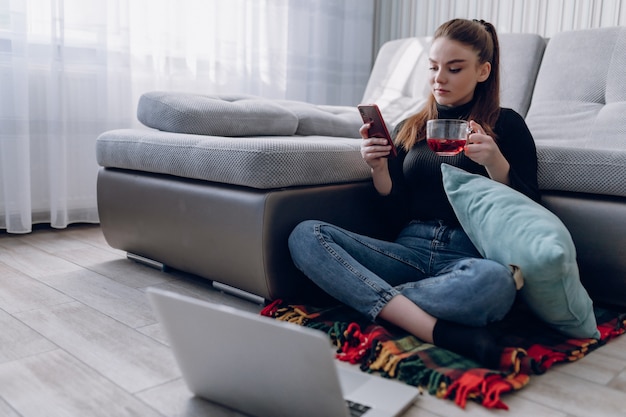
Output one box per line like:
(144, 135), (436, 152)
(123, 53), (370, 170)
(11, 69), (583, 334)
(427, 138), (467, 155)
(426, 119), (469, 156)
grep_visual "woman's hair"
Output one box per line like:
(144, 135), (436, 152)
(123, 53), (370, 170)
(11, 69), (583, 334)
(395, 18), (501, 150)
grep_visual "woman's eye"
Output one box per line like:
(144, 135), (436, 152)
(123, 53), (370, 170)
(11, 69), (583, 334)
(449, 68), (461, 73)
(429, 66), (438, 71)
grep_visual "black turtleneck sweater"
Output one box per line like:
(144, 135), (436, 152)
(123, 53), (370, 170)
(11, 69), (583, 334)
(386, 102), (539, 227)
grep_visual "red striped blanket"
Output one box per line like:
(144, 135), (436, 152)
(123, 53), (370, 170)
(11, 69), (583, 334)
(261, 300), (626, 410)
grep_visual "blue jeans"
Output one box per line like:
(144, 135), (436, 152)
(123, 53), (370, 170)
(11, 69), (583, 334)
(288, 219), (516, 326)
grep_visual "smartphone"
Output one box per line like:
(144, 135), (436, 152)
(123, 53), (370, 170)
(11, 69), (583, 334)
(357, 104), (398, 157)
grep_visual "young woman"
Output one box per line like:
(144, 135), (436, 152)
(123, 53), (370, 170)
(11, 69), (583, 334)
(288, 19), (539, 367)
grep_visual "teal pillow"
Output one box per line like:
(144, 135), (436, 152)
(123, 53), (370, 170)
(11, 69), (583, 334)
(441, 164), (599, 339)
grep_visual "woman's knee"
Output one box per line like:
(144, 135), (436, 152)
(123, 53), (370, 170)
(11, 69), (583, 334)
(480, 259), (516, 289)
(289, 220), (314, 243)
(446, 258), (517, 325)
(288, 220), (316, 261)
(288, 219), (334, 268)
(475, 259), (517, 321)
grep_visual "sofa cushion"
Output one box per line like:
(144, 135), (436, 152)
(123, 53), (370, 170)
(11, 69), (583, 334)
(137, 92), (299, 137)
(536, 146), (626, 196)
(138, 91), (363, 139)
(96, 129), (371, 189)
(441, 164), (599, 339)
(526, 27), (626, 198)
(276, 100), (362, 137)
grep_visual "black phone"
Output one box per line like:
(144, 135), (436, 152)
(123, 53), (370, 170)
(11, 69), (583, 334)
(357, 104), (398, 157)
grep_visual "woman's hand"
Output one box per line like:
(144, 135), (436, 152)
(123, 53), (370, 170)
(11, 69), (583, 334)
(464, 120), (511, 185)
(360, 123), (392, 170)
(360, 123), (393, 195)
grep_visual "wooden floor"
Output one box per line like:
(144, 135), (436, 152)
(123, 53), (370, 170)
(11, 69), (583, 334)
(0, 225), (625, 417)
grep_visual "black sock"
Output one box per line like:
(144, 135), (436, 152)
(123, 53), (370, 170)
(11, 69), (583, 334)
(432, 319), (503, 369)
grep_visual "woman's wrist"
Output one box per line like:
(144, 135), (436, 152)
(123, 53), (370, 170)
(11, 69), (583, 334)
(371, 163), (392, 195)
(486, 155), (511, 185)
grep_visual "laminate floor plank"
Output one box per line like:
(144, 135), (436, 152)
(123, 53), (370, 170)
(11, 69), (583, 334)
(136, 278), (263, 346)
(29, 268), (157, 328)
(149, 277), (264, 314)
(14, 301), (180, 393)
(136, 322), (169, 346)
(15, 226), (98, 254)
(0, 397), (21, 417)
(516, 370), (626, 417)
(599, 332), (626, 361)
(556, 348), (626, 385)
(54, 246), (174, 288)
(0, 349), (163, 417)
(609, 368), (626, 391)
(137, 379), (250, 417)
(62, 224), (124, 254)
(0, 239), (83, 279)
(0, 262), (73, 314)
(0, 309), (57, 364)
(411, 382), (569, 417)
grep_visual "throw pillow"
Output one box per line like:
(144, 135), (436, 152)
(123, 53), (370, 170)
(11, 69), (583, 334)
(440, 164), (599, 339)
(137, 92), (299, 137)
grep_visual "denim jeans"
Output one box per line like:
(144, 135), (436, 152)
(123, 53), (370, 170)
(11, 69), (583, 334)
(288, 219), (516, 326)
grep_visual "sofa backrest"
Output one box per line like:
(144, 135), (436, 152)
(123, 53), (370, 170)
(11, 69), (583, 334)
(525, 26), (626, 149)
(498, 33), (546, 117)
(526, 26), (626, 198)
(361, 37), (432, 128)
(362, 33), (546, 128)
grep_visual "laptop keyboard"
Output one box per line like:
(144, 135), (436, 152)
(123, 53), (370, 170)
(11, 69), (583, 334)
(346, 400), (371, 417)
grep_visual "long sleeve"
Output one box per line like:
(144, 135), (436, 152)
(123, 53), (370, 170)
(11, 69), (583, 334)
(380, 107), (540, 227)
(493, 109), (540, 202)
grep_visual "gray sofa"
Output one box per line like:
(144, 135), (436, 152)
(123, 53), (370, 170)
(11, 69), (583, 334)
(96, 27), (626, 308)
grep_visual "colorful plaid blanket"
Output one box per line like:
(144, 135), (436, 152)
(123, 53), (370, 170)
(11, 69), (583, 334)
(261, 300), (626, 410)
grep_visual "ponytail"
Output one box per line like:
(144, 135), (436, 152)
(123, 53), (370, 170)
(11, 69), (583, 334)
(471, 19), (500, 135)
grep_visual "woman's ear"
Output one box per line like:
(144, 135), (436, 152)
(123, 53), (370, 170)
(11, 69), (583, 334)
(477, 62), (491, 82)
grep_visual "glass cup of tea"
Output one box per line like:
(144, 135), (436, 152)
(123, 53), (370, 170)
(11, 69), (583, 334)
(426, 119), (470, 156)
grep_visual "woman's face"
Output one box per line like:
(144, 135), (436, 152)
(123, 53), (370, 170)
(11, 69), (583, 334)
(428, 37), (491, 107)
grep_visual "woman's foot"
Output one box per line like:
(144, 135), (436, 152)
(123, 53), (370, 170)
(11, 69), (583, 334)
(432, 319), (503, 369)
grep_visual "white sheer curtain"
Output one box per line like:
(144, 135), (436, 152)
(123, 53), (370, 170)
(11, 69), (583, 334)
(0, 0), (374, 233)
(373, 0), (626, 51)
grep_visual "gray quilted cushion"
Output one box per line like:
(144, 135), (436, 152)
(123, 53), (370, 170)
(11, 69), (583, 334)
(537, 145), (626, 196)
(276, 100), (362, 137)
(138, 91), (362, 138)
(137, 92), (299, 137)
(526, 27), (626, 197)
(96, 129), (371, 189)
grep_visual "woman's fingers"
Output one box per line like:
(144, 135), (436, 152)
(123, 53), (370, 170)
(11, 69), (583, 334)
(469, 120), (485, 135)
(359, 123), (371, 139)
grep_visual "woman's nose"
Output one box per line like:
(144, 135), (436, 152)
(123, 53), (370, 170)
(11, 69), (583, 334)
(434, 69), (445, 84)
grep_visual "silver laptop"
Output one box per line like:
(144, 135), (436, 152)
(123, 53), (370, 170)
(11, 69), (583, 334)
(147, 288), (419, 417)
